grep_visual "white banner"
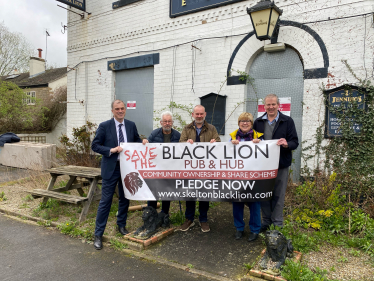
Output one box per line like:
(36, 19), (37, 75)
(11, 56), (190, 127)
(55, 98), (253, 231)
(120, 140), (280, 202)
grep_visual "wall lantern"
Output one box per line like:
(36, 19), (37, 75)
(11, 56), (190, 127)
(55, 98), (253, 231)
(247, 0), (283, 41)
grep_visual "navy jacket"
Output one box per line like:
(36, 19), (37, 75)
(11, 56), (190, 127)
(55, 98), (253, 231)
(0, 133), (20, 147)
(148, 128), (181, 143)
(91, 118), (142, 180)
(253, 111), (299, 169)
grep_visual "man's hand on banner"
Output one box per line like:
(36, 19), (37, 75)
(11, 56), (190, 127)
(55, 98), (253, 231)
(110, 146), (123, 153)
(142, 139), (149, 145)
(210, 139), (216, 143)
(187, 139), (194, 144)
(277, 138), (288, 148)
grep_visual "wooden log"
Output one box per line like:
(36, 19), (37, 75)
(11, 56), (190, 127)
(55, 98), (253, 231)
(128, 203), (160, 212)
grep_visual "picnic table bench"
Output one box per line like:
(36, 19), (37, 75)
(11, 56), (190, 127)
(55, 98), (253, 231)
(29, 165), (102, 223)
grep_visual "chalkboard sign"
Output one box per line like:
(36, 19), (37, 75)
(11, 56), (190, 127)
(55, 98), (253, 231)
(324, 85), (366, 138)
(200, 93), (227, 135)
(56, 0), (85, 11)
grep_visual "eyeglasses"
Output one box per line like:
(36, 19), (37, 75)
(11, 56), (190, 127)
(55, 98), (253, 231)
(239, 120), (252, 124)
(161, 121), (173, 124)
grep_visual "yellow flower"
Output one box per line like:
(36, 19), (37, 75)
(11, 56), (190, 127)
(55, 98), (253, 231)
(324, 210), (333, 217)
(66, 223), (69, 226)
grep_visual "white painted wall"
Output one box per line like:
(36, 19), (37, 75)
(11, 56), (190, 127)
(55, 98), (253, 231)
(66, 0), (374, 173)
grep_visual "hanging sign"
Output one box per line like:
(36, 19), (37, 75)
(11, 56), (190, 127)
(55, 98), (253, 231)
(127, 101), (136, 109)
(258, 97), (291, 118)
(56, 0), (85, 11)
(324, 85), (366, 138)
(170, 0), (246, 18)
(120, 141), (280, 202)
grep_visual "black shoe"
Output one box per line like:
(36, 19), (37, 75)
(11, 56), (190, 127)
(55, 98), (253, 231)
(118, 226), (129, 235)
(235, 230), (244, 240)
(94, 235), (103, 250)
(248, 232), (259, 242)
(259, 225), (270, 233)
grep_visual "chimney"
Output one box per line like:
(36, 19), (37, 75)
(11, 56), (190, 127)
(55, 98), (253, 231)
(29, 48), (45, 76)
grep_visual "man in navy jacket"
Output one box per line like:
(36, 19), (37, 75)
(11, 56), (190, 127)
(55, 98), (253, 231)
(253, 94), (298, 231)
(91, 100), (142, 250)
(142, 111), (181, 214)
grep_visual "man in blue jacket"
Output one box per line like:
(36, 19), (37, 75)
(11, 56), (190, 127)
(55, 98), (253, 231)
(253, 94), (299, 231)
(91, 100), (142, 250)
(142, 111), (181, 214)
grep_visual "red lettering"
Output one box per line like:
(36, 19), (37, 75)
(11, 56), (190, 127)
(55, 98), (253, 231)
(140, 158), (147, 168)
(148, 159), (156, 168)
(124, 150), (130, 161)
(140, 147), (148, 159)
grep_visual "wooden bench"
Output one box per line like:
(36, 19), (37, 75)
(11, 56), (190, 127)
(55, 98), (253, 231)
(27, 165), (102, 223)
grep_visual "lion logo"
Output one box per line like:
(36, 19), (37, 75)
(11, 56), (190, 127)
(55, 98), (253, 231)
(124, 172), (143, 195)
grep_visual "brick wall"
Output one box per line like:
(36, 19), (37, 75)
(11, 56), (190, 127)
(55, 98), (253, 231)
(66, 0), (374, 173)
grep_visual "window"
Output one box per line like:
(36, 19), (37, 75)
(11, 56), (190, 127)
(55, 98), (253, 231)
(25, 91), (36, 105)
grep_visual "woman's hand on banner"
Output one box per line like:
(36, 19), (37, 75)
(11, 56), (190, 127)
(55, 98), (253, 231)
(231, 140), (239, 145)
(252, 139), (260, 144)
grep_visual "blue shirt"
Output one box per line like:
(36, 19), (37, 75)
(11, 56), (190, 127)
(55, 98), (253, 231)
(262, 111), (280, 125)
(194, 122), (202, 136)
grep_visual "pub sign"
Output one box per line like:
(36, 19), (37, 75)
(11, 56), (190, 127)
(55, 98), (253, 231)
(170, 0), (246, 18)
(324, 85), (366, 138)
(56, 0), (85, 11)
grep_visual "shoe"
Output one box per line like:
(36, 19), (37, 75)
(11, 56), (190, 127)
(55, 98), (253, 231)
(248, 232), (259, 242)
(235, 230), (244, 240)
(259, 225), (270, 233)
(200, 221), (210, 232)
(118, 226), (129, 235)
(94, 235), (103, 250)
(180, 219), (195, 231)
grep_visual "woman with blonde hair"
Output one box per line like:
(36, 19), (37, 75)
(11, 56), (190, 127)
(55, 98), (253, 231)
(229, 112), (263, 241)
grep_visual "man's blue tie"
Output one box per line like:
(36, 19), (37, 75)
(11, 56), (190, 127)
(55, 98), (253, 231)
(118, 124), (125, 145)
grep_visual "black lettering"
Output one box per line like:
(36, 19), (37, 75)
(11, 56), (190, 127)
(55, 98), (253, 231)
(163, 146), (171, 159)
(224, 145), (232, 159)
(207, 146), (217, 159)
(193, 145), (204, 159)
(173, 146), (180, 159)
(255, 144), (269, 158)
(181, 146), (193, 159)
(238, 145), (252, 159)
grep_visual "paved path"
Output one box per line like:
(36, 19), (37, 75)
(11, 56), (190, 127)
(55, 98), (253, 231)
(0, 214), (209, 281)
(0, 165), (33, 183)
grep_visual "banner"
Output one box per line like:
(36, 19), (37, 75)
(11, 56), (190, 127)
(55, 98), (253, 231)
(56, 0), (85, 11)
(120, 140), (280, 202)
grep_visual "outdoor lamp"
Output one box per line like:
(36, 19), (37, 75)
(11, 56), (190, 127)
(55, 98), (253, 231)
(247, 0), (283, 41)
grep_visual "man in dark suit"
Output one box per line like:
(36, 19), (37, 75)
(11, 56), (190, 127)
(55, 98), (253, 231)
(253, 94), (298, 231)
(91, 99), (142, 250)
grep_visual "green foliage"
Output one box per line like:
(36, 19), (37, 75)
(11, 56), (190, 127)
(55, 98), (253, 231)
(57, 220), (95, 241)
(281, 260), (330, 281)
(32, 198), (61, 220)
(0, 191), (7, 201)
(0, 81), (37, 132)
(110, 238), (128, 250)
(23, 194), (34, 202)
(153, 101), (194, 132)
(58, 121), (100, 167)
(169, 210), (184, 225)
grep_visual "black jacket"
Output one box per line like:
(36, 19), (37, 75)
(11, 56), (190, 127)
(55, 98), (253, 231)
(148, 128), (181, 143)
(253, 111), (299, 169)
(0, 132), (20, 147)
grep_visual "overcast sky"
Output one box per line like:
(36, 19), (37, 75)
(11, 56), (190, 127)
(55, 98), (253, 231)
(0, 0), (68, 68)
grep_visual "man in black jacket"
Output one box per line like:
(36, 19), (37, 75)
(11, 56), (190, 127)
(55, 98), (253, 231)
(253, 94), (299, 231)
(142, 111), (181, 214)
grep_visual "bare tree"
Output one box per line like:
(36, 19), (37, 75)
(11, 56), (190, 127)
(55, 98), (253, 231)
(0, 22), (36, 76)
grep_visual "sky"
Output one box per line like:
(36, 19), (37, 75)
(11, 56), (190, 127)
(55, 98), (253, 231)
(0, 0), (68, 68)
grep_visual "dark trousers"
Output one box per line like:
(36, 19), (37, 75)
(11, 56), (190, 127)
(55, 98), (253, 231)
(232, 201), (261, 234)
(185, 201), (209, 222)
(261, 167), (289, 227)
(147, 200), (170, 214)
(95, 162), (129, 236)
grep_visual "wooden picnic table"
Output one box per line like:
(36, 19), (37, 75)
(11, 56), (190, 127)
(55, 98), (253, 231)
(29, 165), (102, 223)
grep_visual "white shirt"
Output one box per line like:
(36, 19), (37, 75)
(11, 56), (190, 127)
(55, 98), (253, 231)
(113, 118), (128, 160)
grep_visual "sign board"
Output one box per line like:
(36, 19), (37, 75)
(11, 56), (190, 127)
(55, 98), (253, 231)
(120, 141), (280, 202)
(56, 0), (85, 11)
(170, 0), (246, 18)
(324, 85), (366, 138)
(257, 97), (291, 118)
(127, 101), (136, 109)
